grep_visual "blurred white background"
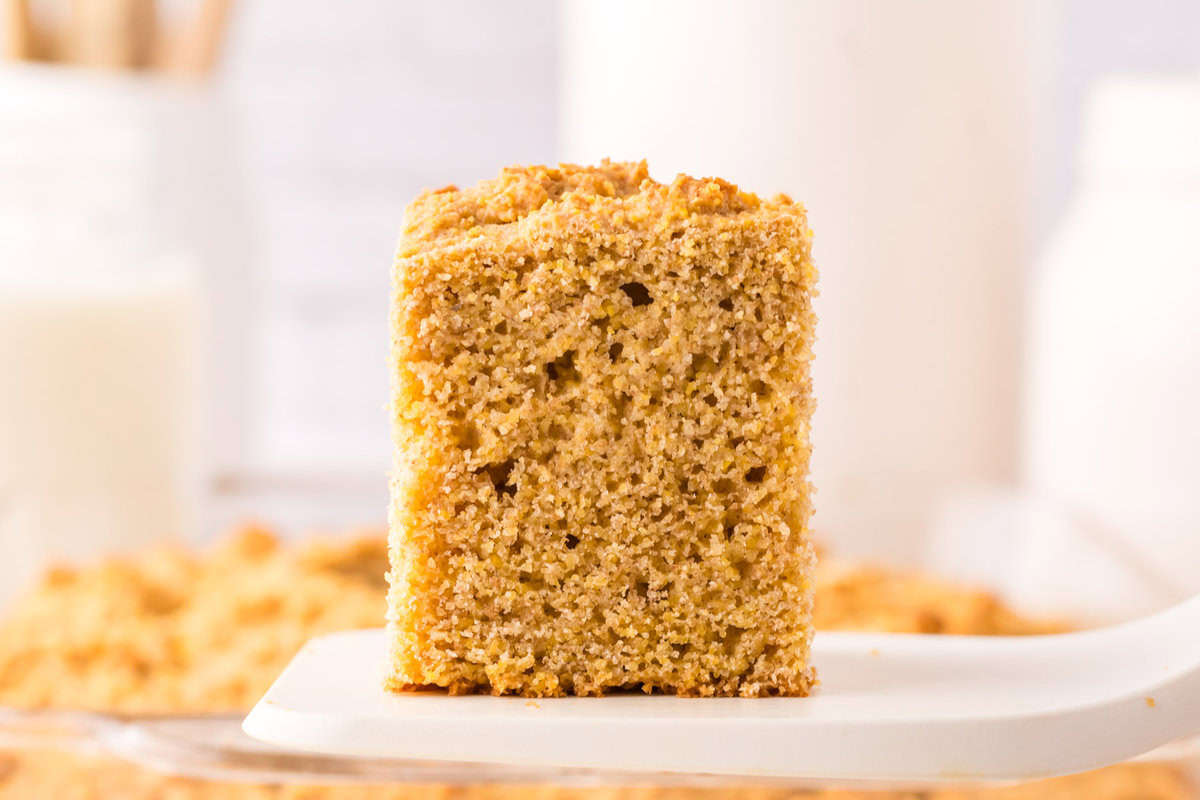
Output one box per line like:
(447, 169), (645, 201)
(211, 1), (557, 527)
(217, 0), (1199, 499)
(2, 0), (1199, 615)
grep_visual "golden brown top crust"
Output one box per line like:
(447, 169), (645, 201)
(397, 160), (803, 256)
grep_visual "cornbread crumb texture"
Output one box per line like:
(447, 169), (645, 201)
(0, 528), (1190, 798)
(389, 162), (818, 697)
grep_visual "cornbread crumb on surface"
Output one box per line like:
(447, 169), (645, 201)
(0, 528), (1191, 798)
(812, 558), (1067, 636)
(0, 525), (388, 713)
(388, 161), (819, 697)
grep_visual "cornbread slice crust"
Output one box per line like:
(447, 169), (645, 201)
(387, 161), (818, 696)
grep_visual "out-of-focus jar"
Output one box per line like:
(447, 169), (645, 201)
(560, 0), (1036, 565)
(0, 258), (203, 607)
(0, 66), (224, 606)
(1025, 75), (1200, 605)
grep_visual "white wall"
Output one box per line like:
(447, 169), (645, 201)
(1037, 0), (1200, 243)
(132, 0), (1200, 537)
(214, 1), (556, 494)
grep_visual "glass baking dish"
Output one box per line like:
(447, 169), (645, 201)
(0, 482), (1195, 798)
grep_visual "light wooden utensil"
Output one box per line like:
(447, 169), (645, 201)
(152, 0), (230, 77)
(3, 0), (37, 59)
(3, 0), (232, 77)
(67, 0), (154, 68)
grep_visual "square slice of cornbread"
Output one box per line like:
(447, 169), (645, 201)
(387, 161), (818, 696)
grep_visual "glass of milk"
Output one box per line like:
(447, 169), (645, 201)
(0, 249), (204, 607)
(0, 66), (214, 607)
(1025, 75), (1200, 605)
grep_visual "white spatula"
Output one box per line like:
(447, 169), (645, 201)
(244, 594), (1200, 783)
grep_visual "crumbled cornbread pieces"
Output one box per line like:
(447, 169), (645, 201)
(0, 525), (388, 712)
(812, 558), (1066, 636)
(388, 161), (819, 696)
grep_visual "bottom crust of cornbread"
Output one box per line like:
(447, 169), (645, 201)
(385, 546), (816, 699)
